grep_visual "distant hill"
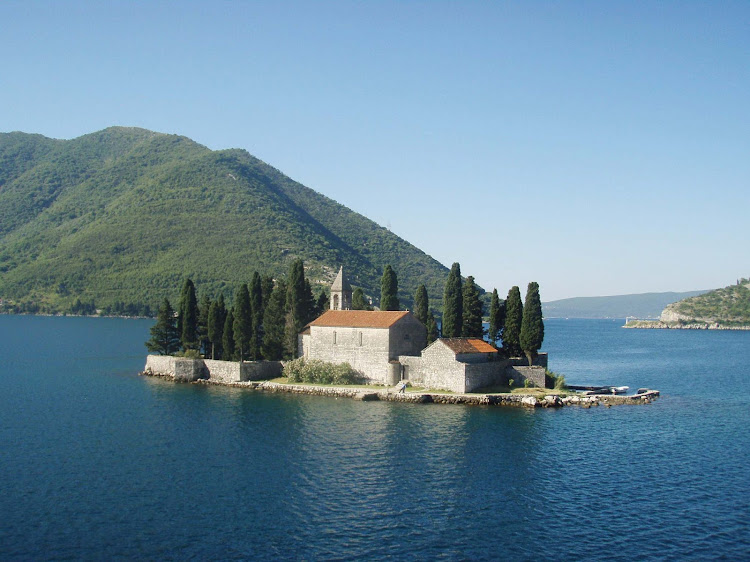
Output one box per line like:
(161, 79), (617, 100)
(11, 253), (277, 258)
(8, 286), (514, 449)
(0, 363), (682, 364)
(0, 127), (451, 315)
(660, 279), (750, 326)
(542, 291), (709, 319)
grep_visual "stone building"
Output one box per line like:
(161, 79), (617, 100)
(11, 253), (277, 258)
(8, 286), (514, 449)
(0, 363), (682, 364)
(330, 266), (352, 310)
(299, 309), (426, 384)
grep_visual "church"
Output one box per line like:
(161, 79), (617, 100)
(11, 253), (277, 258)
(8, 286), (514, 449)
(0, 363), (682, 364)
(298, 267), (547, 392)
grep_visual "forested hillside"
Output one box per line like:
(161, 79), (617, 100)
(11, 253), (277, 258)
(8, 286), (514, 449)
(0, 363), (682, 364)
(661, 279), (750, 326)
(0, 127), (450, 315)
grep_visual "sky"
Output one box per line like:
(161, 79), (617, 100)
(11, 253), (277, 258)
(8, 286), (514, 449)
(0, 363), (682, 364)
(2, 1), (748, 300)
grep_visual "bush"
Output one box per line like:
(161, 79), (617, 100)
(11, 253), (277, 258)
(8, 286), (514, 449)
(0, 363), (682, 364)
(178, 348), (202, 359)
(545, 369), (566, 390)
(283, 358), (362, 385)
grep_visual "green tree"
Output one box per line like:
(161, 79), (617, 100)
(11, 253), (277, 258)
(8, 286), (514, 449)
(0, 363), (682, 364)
(442, 262), (463, 337)
(352, 287), (369, 310)
(503, 286), (523, 358)
(303, 278), (316, 324)
(488, 288), (505, 348)
(223, 308), (236, 361)
(263, 278), (287, 360)
(426, 312), (439, 344)
(261, 275), (275, 314)
(250, 272), (263, 359)
(197, 294), (212, 357)
(207, 294), (226, 359)
(177, 278), (199, 351)
(314, 289), (329, 316)
(461, 275), (483, 337)
(145, 298), (180, 355)
(284, 259), (307, 359)
(380, 265), (399, 311)
(414, 284), (428, 325)
(233, 284), (253, 361)
(520, 281), (545, 365)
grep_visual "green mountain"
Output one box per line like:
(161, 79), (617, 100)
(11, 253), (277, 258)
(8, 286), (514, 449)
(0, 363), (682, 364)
(542, 290), (709, 319)
(660, 279), (750, 326)
(0, 127), (450, 315)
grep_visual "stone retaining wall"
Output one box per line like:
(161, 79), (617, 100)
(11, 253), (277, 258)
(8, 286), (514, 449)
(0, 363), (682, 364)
(506, 365), (547, 388)
(145, 355), (282, 383)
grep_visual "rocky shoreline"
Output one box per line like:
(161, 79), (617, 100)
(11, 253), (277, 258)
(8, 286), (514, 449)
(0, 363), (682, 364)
(624, 320), (750, 330)
(140, 371), (659, 408)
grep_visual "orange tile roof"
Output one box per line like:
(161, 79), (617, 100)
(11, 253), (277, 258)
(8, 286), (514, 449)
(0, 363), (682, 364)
(306, 310), (411, 329)
(440, 338), (497, 354)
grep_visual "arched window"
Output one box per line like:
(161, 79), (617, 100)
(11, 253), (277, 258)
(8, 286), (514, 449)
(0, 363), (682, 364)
(333, 294), (339, 310)
(333, 331), (337, 344)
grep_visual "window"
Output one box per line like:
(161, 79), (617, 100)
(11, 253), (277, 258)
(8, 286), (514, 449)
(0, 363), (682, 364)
(333, 331), (337, 345)
(359, 332), (363, 346)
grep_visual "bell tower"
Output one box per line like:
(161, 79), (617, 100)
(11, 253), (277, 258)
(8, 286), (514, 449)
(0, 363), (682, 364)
(330, 266), (352, 310)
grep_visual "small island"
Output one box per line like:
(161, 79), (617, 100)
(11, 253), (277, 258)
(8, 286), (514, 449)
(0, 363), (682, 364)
(625, 278), (750, 330)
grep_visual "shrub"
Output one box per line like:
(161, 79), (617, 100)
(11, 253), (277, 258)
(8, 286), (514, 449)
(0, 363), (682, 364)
(283, 358), (362, 385)
(178, 348), (202, 359)
(508, 378), (515, 388)
(545, 369), (567, 390)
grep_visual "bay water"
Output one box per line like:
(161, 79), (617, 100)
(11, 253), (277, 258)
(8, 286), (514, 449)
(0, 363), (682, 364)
(1, 316), (748, 560)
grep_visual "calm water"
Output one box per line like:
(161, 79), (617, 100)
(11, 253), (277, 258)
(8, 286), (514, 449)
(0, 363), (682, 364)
(1, 316), (748, 560)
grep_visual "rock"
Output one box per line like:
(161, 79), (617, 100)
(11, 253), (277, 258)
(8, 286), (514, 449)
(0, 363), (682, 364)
(521, 396), (538, 407)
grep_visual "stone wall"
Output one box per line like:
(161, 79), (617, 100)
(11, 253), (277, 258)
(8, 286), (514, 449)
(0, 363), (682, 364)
(388, 315), (427, 359)
(145, 355), (206, 382)
(306, 325), (392, 384)
(508, 353), (548, 368)
(145, 355), (282, 383)
(506, 365), (547, 388)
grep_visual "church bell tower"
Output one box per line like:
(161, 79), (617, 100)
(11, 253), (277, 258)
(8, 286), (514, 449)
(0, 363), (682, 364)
(330, 266), (352, 310)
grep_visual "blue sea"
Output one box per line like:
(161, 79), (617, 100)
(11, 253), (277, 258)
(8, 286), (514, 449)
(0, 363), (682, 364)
(1, 316), (748, 560)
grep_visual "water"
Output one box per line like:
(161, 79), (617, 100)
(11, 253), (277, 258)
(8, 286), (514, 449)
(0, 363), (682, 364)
(1, 316), (748, 560)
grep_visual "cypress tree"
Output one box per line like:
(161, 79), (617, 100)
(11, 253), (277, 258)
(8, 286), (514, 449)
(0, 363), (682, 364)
(178, 279), (198, 351)
(488, 289), (505, 348)
(233, 284), (253, 361)
(503, 286), (523, 358)
(145, 298), (180, 355)
(207, 296), (225, 360)
(442, 262), (463, 338)
(520, 281), (545, 366)
(263, 278), (287, 360)
(461, 276), (484, 337)
(250, 272), (263, 359)
(315, 290), (329, 315)
(284, 259), (307, 359)
(426, 312), (439, 344)
(380, 265), (399, 311)
(414, 284), (428, 325)
(197, 294), (212, 357)
(261, 275), (275, 315)
(352, 287), (368, 310)
(223, 308), (236, 361)
(303, 278), (316, 324)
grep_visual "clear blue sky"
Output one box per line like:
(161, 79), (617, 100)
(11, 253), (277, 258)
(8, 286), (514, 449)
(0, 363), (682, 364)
(2, 1), (748, 300)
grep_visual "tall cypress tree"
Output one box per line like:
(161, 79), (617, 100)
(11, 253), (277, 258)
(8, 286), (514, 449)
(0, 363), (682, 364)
(234, 284), (253, 361)
(263, 278), (287, 360)
(414, 284), (428, 325)
(520, 281), (545, 366)
(145, 298), (180, 355)
(352, 287), (368, 310)
(261, 275), (275, 315)
(503, 286), (523, 358)
(178, 278), (198, 351)
(284, 259), (307, 359)
(223, 308), (236, 361)
(197, 294), (212, 357)
(380, 265), (399, 311)
(442, 262), (463, 338)
(488, 289), (505, 348)
(462, 276), (484, 337)
(303, 278), (316, 324)
(207, 295), (225, 360)
(315, 289), (329, 316)
(250, 272), (263, 359)
(426, 312), (439, 344)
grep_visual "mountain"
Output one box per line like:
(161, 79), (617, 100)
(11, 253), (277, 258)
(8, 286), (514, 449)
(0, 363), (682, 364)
(660, 279), (750, 326)
(542, 290), (709, 319)
(0, 127), (450, 315)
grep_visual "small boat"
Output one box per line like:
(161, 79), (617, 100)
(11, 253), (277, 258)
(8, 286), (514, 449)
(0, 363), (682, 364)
(612, 386), (629, 395)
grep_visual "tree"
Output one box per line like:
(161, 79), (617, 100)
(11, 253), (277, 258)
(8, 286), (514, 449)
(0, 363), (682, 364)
(177, 278), (198, 351)
(314, 289), (329, 316)
(303, 278), (316, 324)
(414, 284), (428, 325)
(462, 276), (484, 337)
(442, 262), (463, 337)
(145, 298), (180, 355)
(250, 272), (263, 359)
(207, 295), (226, 359)
(503, 286), (523, 358)
(520, 281), (545, 365)
(352, 287), (370, 310)
(380, 265), (399, 311)
(263, 278), (287, 360)
(233, 284), (253, 361)
(284, 259), (307, 359)
(197, 294), (212, 357)
(487, 289), (505, 348)
(426, 312), (439, 344)
(223, 308), (236, 361)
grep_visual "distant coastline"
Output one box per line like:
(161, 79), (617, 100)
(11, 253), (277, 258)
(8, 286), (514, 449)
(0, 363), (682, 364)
(624, 319), (750, 331)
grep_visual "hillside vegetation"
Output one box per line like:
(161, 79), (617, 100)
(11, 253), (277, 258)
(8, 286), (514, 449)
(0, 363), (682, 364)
(0, 127), (450, 315)
(661, 279), (750, 326)
(542, 290), (708, 319)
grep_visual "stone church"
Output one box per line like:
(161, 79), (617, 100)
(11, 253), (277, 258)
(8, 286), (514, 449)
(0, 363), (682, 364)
(299, 267), (547, 391)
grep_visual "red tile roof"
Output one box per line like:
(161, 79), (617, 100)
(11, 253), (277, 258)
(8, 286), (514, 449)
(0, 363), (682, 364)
(439, 338), (497, 354)
(306, 310), (411, 329)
